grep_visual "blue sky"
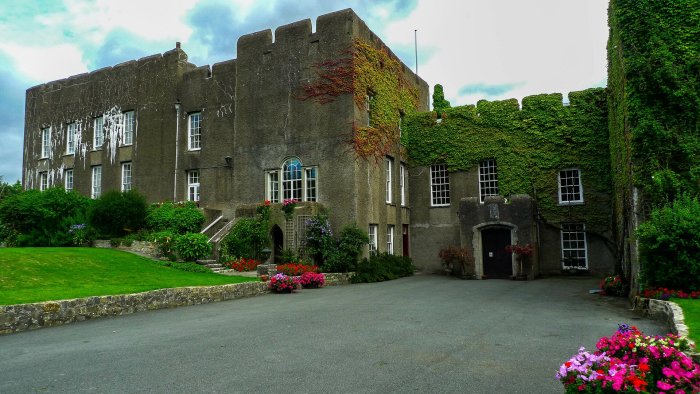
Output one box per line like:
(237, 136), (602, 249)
(0, 0), (608, 183)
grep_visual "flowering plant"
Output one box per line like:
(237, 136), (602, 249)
(222, 257), (260, 272)
(641, 288), (700, 300)
(268, 273), (299, 293)
(299, 272), (325, 288)
(277, 263), (319, 276)
(256, 200), (271, 221)
(281, 199), (297, 219)
(557, 324), (700, 393)
(600, 275), (627, 297)
(69, 223), (87, 246)
(505, 243), (533, 256)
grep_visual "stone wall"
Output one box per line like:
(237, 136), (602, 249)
(633, 296), (699, 363)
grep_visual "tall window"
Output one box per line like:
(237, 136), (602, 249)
(400, 163), (406, 206)
(188, 112), (201, 150)
(430, 164), (450, 206)
(188, 170), (200, 202)
(368, 224), (378, 254)
(41, 127), (51, 158)
(267, 158), (318, 202)
(561, 223), (588, 269)
(385, 157), (393, 203)
(365, 93), (374, 126)
(387, 225), (395, 254)
(479, 159), (499, 203)
(64, 169), (73, 192)
(121, 162), (132, 192)
(267, 171), (280, 203)
(122, 111), (134, 145)
(305, 167), (317, 202)
(91, 166), (102, 199)
(93, 116), (104, 149)
(282, 158), (303, 201)
(39, 172), (48, 191)
(559, 169), (583, 204)
(66, 122), (77, 154)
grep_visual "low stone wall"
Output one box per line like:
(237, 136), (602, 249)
(0, 273), (355, 335)
(0, 281), (269, 335)
(633, 296), (699, 363)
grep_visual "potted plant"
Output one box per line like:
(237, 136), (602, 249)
(281, 199), (297, 220)
(438, 245), (474, 278)
(299, 271), (325, 289)
(268, 273), (298, 293)
(505, 243), (533, 280)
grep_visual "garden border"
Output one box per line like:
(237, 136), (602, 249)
(633, 296), (700, 363)
(0, 273), (354, 335)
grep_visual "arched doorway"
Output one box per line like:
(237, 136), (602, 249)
(481, 227), (513, 279)
(270, 225), (283, 264)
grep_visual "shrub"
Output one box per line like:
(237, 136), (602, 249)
(351, 253), (414, 283)
(158, 261), (211, 273)
(438, 245), (474, 276)
(174, 232), (211, 262)
(220, 217), (268, 260)
(88, 190), (147, 238)
(637, 195), (700, 291)
(0, 187), (91, 246)
(299, 272), (325, 288)
(145, 201), (205, 234)
(323, 224), (369, 273)
(304, 213), (333, 265)
(152, 230), (177, 257)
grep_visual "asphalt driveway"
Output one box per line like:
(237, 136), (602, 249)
(0, 275), (666, 393)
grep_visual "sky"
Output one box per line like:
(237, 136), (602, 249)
(0, 0), (609, 183)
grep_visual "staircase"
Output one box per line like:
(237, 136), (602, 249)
(196, 259), (225, 274)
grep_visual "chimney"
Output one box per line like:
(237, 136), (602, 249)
(176, 42), (181, 49)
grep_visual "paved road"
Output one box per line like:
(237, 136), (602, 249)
(0, 275), (665, 393)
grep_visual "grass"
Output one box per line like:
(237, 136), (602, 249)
(0, 247), (258, 305)
(674, 298), (700, 345)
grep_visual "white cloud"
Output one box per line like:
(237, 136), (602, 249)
(0, 43), (88, 83)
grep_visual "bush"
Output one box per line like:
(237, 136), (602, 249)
(145, 201), (205, 234)
(600, 275), (627, 296)
(303, 215), (368, 272)
(220, 217), (268, 260)
(152, 230), (177, 257)
(0, 187), (91, 246)
(174, 232), (211, 262)
(88, 190), (147, 238)
(158, 261), (212, 273)
(637, 195), (700, 290)
(351, 253), (414, 283)
(438, 245), (474, 276)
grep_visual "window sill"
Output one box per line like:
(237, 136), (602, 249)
(120, 144), (133, 148)
(558, 201), (584, 206)
(430, 204), (451, 208)
(187, 148), (201, 152)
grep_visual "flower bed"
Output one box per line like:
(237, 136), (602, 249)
(277, 263), (319, 276)
(642, 288), (700, 301)
(557, 324), (700, 393)
(268, 273), (299, 293)
(298, 272), (325, 289)
(222, 258), (260, 272)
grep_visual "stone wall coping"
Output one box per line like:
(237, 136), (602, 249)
(633, 296), (699, 363)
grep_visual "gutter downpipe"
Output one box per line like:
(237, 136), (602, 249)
(173, 101), (181, 202)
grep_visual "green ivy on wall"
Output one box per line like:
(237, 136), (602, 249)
(300, 39), (419, 162)
(402, 88), (613, 235)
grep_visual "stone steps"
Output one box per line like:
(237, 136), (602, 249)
(196, 259), (225, 273)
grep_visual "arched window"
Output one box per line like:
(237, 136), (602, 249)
(265, 157), (318, 203)
(282, 158), (302, 200)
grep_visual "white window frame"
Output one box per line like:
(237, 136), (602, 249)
(305, 167), (317, 202)
(400, 163), (406, 206)
(93, 116), (104, 149)
(385, 157), (393, 204)
(188, 112), (201, 151)
(64, 169), (73, 192)
(430, 164), (450, 207)
(66, 122), (77, 155)
(368, 224), (378, 254)
(188, 170), (200, 202)
(121, 162), (132, 192)
(558, 168), (584, 204)
(387, 225), (395, 254)
(561, 223), (588, 269)
(41, 127), (51, 158)
(39, 172), (48, 191)
(122, 111), (134, 146)
(266, 171), (280, 203)
(91, 166), (102, 199)
(478, 158), (499, 203)
(365, 94), (373, 126)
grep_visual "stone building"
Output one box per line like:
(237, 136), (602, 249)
(22, 9), (615, 278)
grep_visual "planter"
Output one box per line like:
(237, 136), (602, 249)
(260, 274), (269, 282)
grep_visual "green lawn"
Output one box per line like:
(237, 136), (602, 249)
(674, 298), (700, 345)
(0, 248), (257, 305)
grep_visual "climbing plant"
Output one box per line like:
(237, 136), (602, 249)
(299, 39), (420, 162)
(432, 84), (451, 115)
(402, 88), (613, 235)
